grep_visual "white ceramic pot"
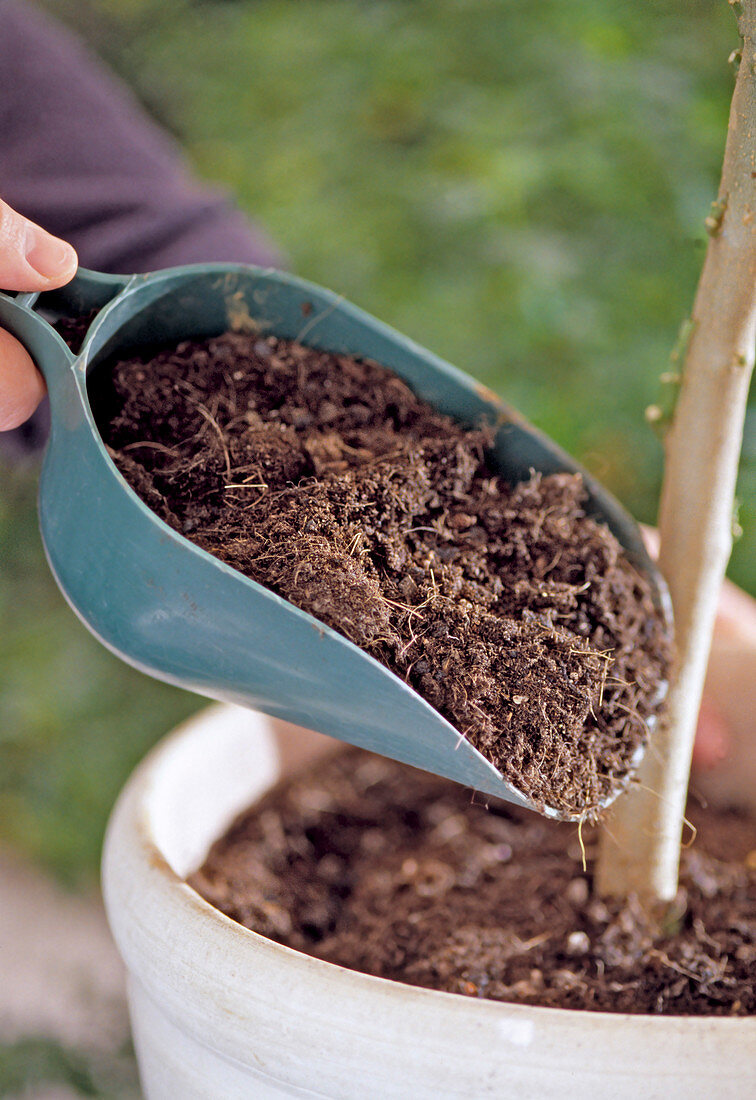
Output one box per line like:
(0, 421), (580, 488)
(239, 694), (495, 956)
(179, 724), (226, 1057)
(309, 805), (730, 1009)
(102, 705), (756, 1100)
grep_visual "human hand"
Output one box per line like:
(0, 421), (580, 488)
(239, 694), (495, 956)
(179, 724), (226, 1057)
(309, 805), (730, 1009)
(691, 577), (756, 813)
(0, 198), (78, 430)
(642, 526), (756, 810)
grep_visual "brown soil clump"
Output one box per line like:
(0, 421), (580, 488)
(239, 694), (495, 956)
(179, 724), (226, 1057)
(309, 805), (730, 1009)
(189, 747), (756, 1017)
(93, 331), (671, 817)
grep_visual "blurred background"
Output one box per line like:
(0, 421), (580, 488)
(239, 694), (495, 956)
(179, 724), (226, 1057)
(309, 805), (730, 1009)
(0, 0), (753, 1094)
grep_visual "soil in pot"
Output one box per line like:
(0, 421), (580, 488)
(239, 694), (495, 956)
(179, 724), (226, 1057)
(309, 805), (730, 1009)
(188, 744), (755, 1017)
(91, 330), (671, 818)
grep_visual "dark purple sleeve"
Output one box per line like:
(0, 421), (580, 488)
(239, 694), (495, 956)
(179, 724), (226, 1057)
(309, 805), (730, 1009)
(0, 0), (282, 274)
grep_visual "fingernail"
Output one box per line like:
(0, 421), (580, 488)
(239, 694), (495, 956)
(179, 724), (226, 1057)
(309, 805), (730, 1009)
(25, 227), (77, 281)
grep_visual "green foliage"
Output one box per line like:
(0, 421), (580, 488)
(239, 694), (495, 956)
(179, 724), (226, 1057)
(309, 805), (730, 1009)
(0, 463), (198, 884)
(5, 0), (752, 885)
(41, 0), (752, 581)
(0, 1036), (139, 1098)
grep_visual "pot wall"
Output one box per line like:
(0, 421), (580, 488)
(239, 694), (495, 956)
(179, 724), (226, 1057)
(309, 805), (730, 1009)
(102, 705), (756, 1099)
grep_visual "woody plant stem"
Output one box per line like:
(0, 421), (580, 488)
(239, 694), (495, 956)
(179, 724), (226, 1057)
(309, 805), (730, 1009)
(596, 0), (756, 904)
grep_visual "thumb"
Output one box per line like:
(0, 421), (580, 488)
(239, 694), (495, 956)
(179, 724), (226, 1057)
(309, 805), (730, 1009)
(0, 199), (78, 293)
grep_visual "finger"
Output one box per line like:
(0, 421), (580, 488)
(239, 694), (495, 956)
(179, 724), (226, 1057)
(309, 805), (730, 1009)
(711, 578), (756, 645)
(691, 697), (730, 770)
(0, 199), (78, 292)
(639, 524), (659, 559)
(0, 328), (47, 430)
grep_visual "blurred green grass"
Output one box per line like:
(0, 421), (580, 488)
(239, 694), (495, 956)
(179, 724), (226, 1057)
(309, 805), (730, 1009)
(0, 1036), (140, 1099)
(0, 462), (199, 885)
(2, 0), (753, 884)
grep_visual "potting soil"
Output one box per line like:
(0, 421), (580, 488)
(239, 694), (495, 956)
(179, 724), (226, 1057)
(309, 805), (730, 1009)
(94, 331), (671, 818)
(189, 746), (755, 1016)
(53, 309), (98, 354)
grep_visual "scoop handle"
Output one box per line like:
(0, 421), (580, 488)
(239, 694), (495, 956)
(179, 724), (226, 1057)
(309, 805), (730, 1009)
(0, 267), (135, 369)
(34, 267), (135, 320)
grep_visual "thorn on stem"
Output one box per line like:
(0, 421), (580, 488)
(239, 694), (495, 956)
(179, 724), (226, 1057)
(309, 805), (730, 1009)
(704, 197), (728, 237)
(645, 402), (671, 439)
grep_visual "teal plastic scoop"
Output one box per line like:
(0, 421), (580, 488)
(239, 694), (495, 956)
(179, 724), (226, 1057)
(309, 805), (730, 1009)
(0, 264), (671, 819)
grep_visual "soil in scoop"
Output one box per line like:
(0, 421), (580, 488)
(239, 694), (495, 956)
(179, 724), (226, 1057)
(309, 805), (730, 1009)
(93, 331), (671, 818)
(189, 746), (755, 1017)
(52, 309), (98, 354)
